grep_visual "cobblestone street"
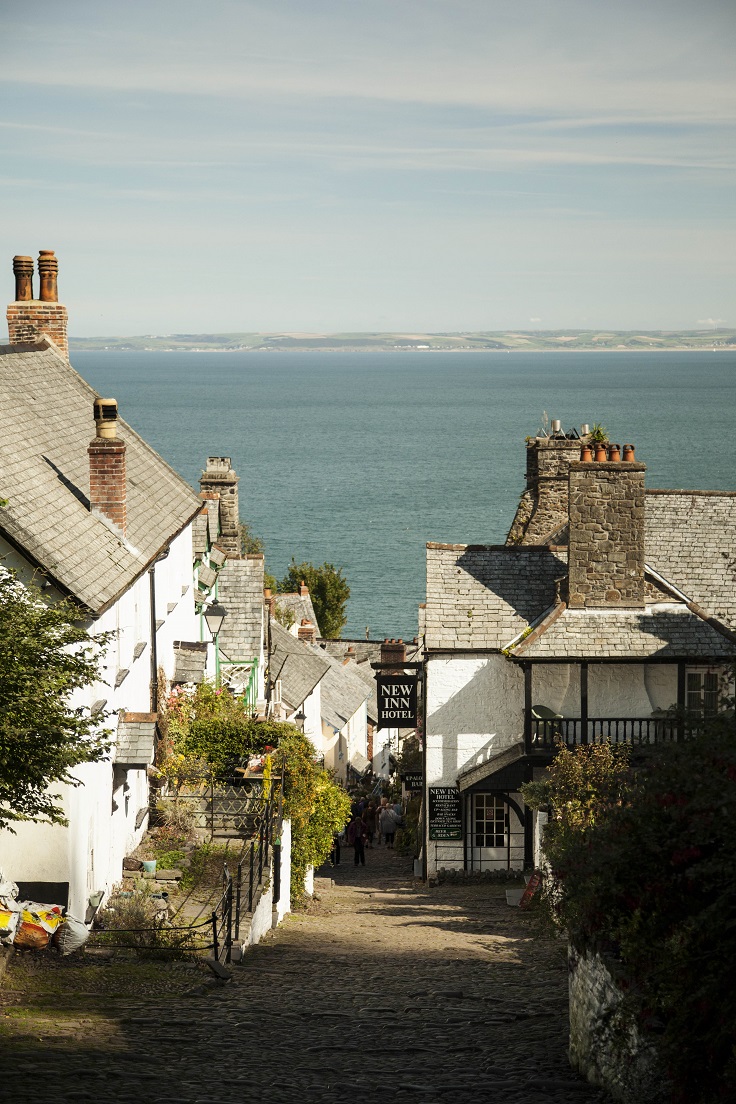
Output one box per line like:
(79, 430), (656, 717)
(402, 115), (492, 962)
(0, 847), (608, 1103)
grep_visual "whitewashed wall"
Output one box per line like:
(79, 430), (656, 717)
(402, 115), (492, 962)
(425, 655), (525, 787)
(0, 524), (199, 918)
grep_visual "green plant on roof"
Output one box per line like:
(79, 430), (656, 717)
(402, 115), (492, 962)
(588, 423), (609, 444)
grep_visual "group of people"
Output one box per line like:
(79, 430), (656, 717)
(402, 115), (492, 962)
(332, 795), (404, 867)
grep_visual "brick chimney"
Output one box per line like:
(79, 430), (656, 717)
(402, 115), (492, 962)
(88, 398), (126, 535)
(298, 619), (316, 643)
(381, 638), (407, 671)
(507, 423), (591, 544)
(567, 449), (646, 608)
(7, 251), (69, 358)
(199, 457), (239, 556)
(299, 580), (309, 598)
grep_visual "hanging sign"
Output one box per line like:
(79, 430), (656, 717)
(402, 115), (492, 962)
(401, 771), (423, 793)
(428, 786), (462, 840)
(376, 673), (418, 729)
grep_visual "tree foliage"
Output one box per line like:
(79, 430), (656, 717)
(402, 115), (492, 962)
(277, 560), (350, 639)
(271, 728), (351, 902)
(238, 521), (265, 557)
(523, 724), (736, 1102)
(0, 570), (111, 829)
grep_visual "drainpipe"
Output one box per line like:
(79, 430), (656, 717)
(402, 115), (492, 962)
(149, 566), (158, 713)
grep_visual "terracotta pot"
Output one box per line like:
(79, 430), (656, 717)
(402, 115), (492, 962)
(594, 443), (608, 461)
(580, 445), (593, 462)
(608, 444), (621, 462)
(623, 444), (635, 461)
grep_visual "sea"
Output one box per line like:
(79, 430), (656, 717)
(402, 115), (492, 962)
(75, 350), (736, 640)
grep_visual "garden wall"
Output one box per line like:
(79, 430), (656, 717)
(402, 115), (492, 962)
(568, 944), (668, 1103)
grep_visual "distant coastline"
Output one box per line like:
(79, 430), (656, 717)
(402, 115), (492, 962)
(69, 329), (736, 354)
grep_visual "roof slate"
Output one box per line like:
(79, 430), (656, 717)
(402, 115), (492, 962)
(0, 342), (201, 612)
(306, 644), (369, 732)
(115, 713), (156, 767)
(424, 544), (567, 651)
(172, 640), (208, 684)
(513, 604), (734, 659)
(273, 591), (320, 635)
(645, 492), (736, 629)
(270, 620), (330, 710)
(217, 556), (264, 662)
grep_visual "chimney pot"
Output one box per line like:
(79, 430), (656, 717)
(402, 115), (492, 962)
(93, 397), (118, 438)
(608, 444), (621, 462)
(37, 250), (59, 303)
(264, 588), (272, 599)
(594, 444), (608, 462)
(12, 256), (34, 301)
(299, 580), (309, 597)
(580, 445), (593, 462)
(623, 444), (635, 462)
(580, 424), (590, 436)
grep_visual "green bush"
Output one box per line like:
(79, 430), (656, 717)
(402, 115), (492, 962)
(271, 728), (351, 903)
(523, 723), (736, 1102)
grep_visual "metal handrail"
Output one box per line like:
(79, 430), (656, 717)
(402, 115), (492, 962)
(530, 715), (696, 749)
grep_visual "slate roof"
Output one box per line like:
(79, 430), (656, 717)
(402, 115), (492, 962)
(0, 341), (202, 613)
(424, 544), (567, 651)
(172, 640), (208, 684)
(115, 712), (157, 768)
(270, 620), (330, 710)
(273, 591), (320, 635)
(644, 491), (736, 630)
(307, 644), (370, 732)
(216, 555), (264, 662)
(192, 511), (208, 557)
(511, 603), (734, 660)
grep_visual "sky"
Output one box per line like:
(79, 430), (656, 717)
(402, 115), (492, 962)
(1, 0), (735, 334)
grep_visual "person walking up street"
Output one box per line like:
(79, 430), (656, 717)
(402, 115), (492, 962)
(347, 815), (367, 866)
(362, 802), (377, 848)
(379, 803), (399, 849)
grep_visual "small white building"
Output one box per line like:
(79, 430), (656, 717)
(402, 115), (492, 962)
(0, 251), (203, 917)
(423, 425), (735, 876)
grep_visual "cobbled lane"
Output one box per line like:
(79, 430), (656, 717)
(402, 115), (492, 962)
(0, 847), (608, 1103)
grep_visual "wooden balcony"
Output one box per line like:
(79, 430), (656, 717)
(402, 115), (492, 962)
(527, 715), (693, 753)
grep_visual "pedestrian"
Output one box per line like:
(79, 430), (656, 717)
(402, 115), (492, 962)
(347, 815), (367, 866)
(379, 803), (399, 849)
(330, 831), (341, 867)
(362, 802), (377, 848)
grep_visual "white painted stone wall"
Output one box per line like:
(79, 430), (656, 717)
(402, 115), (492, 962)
(569, 945), (667, 1102)
(426, 655), (525, 787)
(274, 817), (291, 925)
(0, 525), (199, 917)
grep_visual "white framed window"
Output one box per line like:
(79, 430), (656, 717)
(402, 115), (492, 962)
(474, 794), (507, 849)
(686, 668), (719, 717)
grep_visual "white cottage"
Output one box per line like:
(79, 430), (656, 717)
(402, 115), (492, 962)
(0, 251), (202, 916)
(423, 426), (735, 876)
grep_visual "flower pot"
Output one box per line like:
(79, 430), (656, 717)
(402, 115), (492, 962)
(142, 860), (157, 874)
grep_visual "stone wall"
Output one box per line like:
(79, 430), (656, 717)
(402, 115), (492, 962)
(507, 437), (583, 544)
(568, 461), (646, 608)
(569, 944), (668, 1103)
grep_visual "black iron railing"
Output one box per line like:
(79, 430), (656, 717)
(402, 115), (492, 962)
(211, 788), (280, 964)
(529, 716), (694, 751)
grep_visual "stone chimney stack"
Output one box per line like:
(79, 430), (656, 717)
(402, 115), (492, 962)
(199, 457), (239, 556)
(567, 448), (646, 608)
(298, 619), (316, 644)
(88, 398), (126, 535)
(507, 423), (591, 544)
(7, 251), (69, 358)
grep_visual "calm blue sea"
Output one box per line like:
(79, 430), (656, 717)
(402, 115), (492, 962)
(74, 350), (736, 640)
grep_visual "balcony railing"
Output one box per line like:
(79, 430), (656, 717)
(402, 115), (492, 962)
(529, 716), (694, 751)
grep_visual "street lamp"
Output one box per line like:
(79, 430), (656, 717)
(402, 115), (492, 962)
(204, 602), (228, 686)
